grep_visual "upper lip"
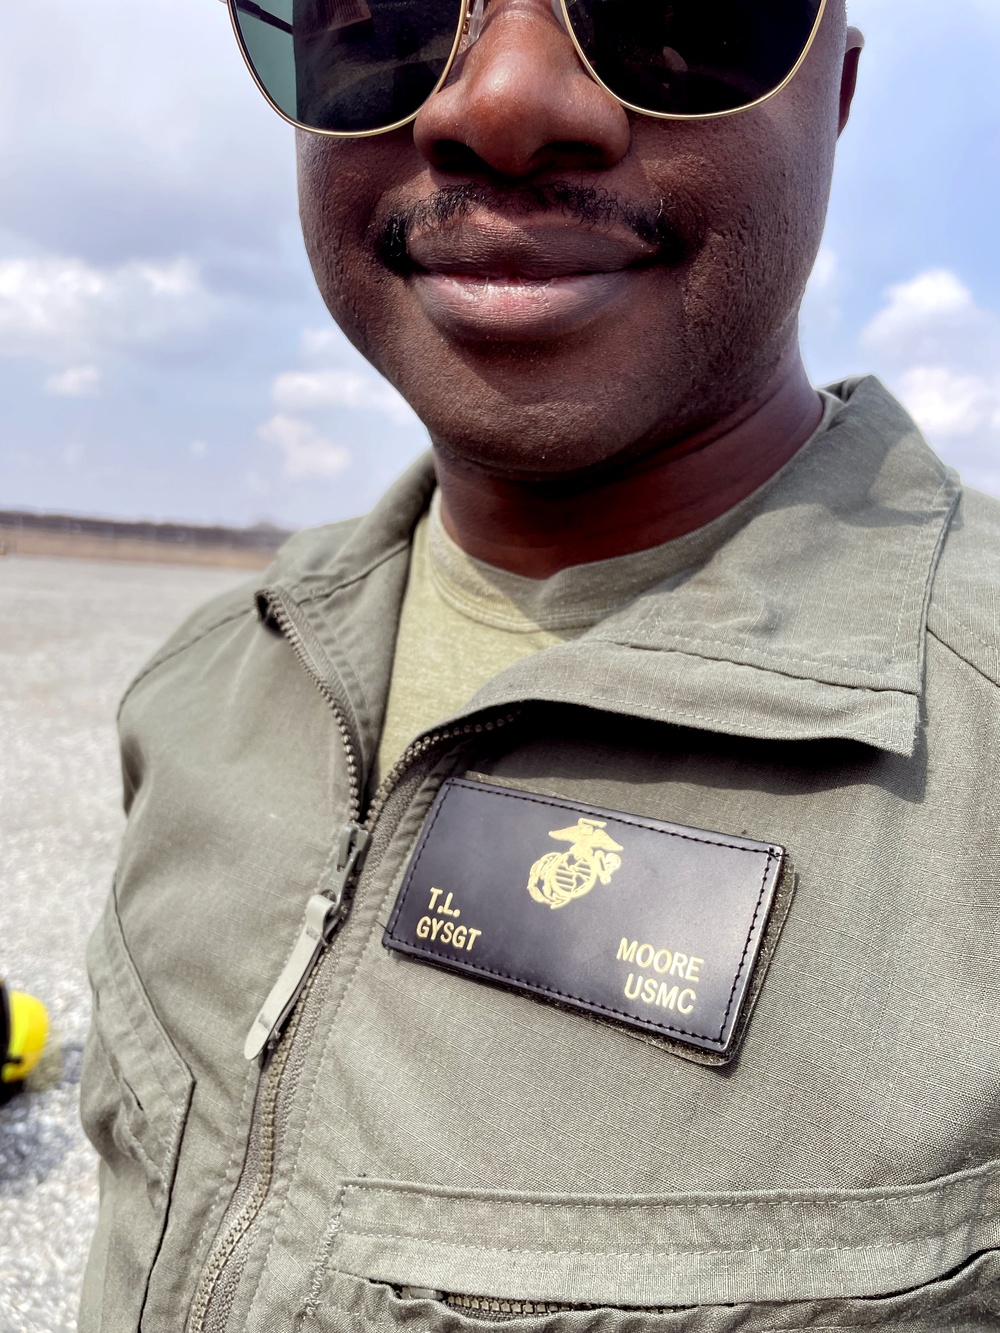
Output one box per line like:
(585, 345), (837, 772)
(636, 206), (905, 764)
(406, 214), (660, 280)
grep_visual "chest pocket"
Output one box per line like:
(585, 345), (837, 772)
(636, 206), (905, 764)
(78, 890), (194, 1333)
(297, 1175), (1000, 1333)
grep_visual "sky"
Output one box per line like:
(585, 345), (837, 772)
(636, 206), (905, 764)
(2, 0), (999, 529)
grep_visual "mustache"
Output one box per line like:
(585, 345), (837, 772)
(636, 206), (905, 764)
(376, 182), (686, 271)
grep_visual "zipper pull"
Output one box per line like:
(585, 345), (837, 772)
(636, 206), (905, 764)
(244, 822), (371, 1061)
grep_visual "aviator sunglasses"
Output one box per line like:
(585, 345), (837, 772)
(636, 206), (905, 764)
(224, 0), (827, 137)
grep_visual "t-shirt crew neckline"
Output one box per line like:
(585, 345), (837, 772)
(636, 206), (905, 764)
(426, 390), (841, 636)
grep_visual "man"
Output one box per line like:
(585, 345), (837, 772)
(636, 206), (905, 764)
(79, 0), (1000, 1328)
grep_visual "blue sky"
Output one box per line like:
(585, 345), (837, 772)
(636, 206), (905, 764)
(2, 0), (999, 528)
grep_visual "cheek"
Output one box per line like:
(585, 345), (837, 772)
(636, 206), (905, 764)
(296, 134), (409, 359)
(655, 116), (831, 358)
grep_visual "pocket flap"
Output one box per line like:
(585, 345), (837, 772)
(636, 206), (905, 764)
(81, 893), (193, 1188)
(332, 1167), (1000, 1308)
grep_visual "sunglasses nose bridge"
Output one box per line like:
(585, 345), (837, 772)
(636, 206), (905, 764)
(454, 0), (601, 130)
(550, 0), (570, 32)
(415, 0), (630, 176)
(464, 0), (573, 48)
(466, 0), (486, 44)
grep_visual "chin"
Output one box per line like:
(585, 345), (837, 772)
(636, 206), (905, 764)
(425, 400), (663, 482)
(376, 324), (684, 477)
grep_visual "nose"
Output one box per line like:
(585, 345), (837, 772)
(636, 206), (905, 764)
(412, 0), (631, 179)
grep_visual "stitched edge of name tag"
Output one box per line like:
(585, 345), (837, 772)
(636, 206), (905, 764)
(385, 778), (783, 1053)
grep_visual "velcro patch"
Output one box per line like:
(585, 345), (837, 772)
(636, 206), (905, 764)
(383, 778), (792, 1064)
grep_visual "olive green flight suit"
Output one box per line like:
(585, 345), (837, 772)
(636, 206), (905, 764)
(80, 377), (1000, 1331)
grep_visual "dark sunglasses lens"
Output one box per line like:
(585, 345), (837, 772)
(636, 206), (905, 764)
(231, 0), (464, 133)
(564, 0), (822, 116)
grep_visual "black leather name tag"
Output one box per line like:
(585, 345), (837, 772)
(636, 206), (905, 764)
(384, 778), (792, 1064)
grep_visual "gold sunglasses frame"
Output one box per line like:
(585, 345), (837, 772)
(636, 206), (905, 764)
(226, 0), (828, 139)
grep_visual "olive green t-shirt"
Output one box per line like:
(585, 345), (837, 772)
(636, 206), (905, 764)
(378, 394), (840, 779)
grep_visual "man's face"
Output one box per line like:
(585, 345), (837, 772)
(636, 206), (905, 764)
(298, 0), (857, 480)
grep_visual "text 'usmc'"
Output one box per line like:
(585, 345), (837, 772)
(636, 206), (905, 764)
(617, 938), (703, 1016)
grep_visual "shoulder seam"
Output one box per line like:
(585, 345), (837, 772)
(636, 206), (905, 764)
(117, 603), (253, 720)
(927, 626), (1000, 690)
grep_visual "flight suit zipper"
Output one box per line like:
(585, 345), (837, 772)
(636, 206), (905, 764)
(431, 1293), (679, 1321)
(187, 585), (518, 1333)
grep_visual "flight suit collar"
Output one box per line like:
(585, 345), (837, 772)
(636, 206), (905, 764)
(265, 375), (960, 761)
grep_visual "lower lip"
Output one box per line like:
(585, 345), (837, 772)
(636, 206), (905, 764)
(411, 271), (638, 342)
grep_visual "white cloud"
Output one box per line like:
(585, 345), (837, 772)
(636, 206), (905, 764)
(801, 246), (842, 343)
(272, 368), (414, 423)
(859, 269), (1000, 494)
(809, 247), (839, 294)
(300, 327), (342, 358)
(45, 365), (101, 397)
(259, 414), (351, 480)
(853, 0), (1000, 25)
(860, 269), (997, 369)
(895, 367), (1000, 440)
(0, 254), (217, 362)
(261, 331), (421, 492)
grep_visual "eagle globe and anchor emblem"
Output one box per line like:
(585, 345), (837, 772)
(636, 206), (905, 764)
(527, 818), (624, 909)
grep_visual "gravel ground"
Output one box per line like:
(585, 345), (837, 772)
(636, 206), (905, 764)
(0, 556), (251, 1333)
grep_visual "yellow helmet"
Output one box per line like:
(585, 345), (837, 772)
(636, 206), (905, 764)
(1, 980), (49, 1085)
